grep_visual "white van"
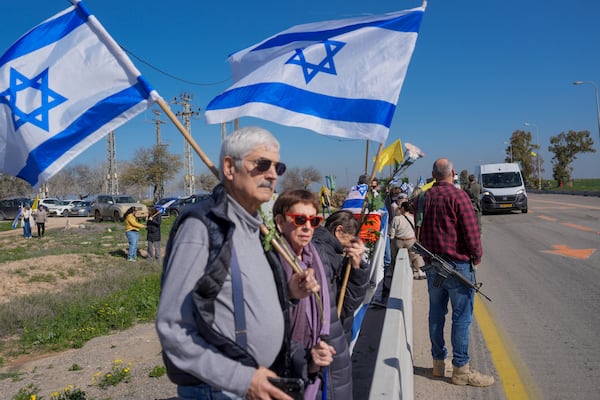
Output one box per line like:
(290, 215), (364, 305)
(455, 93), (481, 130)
(477, 163), (528, 214)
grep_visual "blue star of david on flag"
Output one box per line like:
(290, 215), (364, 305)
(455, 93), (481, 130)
(206, 5), (426, 144)
(285, 40), (345, 84)
(0, 0), (159, 189)
(0, 67), (67, 132)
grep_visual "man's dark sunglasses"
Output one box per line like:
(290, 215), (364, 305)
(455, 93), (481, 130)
(285, 213), (323, 228)
(251, 158), (286, 176)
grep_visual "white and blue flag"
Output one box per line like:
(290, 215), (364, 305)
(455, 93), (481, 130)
(0, 1), (160, 188)
(205, 5), (425, 144)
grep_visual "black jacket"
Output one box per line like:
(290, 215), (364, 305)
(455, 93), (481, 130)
(146, 214), (161, 242)
(312, 226), (370, 399)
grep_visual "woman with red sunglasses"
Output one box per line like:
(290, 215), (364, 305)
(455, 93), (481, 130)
(273, 189), (351, 400)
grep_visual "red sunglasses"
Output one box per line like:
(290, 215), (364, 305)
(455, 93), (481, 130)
(285, 213), (323, 228)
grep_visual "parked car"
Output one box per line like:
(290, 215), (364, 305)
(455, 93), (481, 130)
(0, 197), (31, 220)
(67, 200), (92, 217)
(91, 194), (148, 222)
(38, 198), (73, 217)
(165, 193), (211, 217)
(153, 197), (178, 216)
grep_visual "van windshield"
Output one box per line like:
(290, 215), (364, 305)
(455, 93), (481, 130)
(481, 172), (523, 188)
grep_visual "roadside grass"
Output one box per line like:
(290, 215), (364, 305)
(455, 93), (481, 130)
(541, 178), (600, 191)
(0, 216), (175, 365)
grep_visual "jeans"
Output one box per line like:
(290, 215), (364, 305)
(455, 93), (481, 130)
(426, 259), (474, 367)
(23, 220), (32, 238)
(147, 240), (161, 260)
(177, 384), (238, 400)
(125, 230), (139, 260)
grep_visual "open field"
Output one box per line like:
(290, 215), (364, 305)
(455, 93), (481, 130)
(0, 216), (176, 399)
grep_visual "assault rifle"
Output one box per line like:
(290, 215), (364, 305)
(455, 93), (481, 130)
(411, 241), (492, 302)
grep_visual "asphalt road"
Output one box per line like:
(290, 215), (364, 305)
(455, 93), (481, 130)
(475, 193), (600, 400)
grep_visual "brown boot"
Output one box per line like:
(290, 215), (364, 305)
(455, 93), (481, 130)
(432, 359), (446, 377)
(452, 363), (495, 387)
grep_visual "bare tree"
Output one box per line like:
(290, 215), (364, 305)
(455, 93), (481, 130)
(120, 145), (183, 202)
(0, 174), (32, 198)
(46, 164), (105, 199)
(279, 167), (304, 192)
(196, 172), (219, 192)
(279, 166), (323, 192)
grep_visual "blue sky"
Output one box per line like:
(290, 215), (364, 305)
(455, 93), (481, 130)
(1, 0), (599, 192)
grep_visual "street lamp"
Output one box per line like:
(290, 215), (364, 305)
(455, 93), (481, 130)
(524, 122), (541, 190)
(573, 80), (600, 142)
(504, 141), (513, 162)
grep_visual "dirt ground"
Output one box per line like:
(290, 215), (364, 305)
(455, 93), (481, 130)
(0, 217), (178, 400)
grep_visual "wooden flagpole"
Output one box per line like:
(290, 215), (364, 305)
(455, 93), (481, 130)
(337, 142), (384, 317)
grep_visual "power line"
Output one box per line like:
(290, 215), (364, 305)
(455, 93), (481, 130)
(121, 46), (231, 87)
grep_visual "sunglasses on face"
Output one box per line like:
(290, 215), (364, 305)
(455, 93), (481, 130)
(250, 158), (287, 176)
(285, 213), (323, 228)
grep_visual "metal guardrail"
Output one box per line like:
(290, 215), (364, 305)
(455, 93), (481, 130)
(368, 248), (413, 400)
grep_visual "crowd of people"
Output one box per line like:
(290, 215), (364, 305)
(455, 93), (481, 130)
(10, 124), (491, 398)
(155, 126), (493, 400)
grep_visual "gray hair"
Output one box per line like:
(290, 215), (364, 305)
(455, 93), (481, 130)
(219, 126), (280, 180)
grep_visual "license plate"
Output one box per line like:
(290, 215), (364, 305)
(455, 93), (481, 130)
(499, 204), (512, 208)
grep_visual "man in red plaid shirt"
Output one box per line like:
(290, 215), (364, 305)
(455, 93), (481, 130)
(417, 158), (494, 387)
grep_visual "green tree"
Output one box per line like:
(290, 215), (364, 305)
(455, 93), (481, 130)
(121, 145), (183, 202)
(507, 130), (539, 184)
(548, 130), (596, 186)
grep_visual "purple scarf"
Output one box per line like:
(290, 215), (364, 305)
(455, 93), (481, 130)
(278, 240), (330, 400)
(279, 240), (331, 347)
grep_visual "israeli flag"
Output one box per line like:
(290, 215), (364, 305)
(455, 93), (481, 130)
(205, 5), (425, 144)
(0, 1), (160, 188)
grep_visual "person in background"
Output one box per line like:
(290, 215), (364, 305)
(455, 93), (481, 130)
(21, 203), (32, 239)
(312, 210), (369, 344)
(157, 126), (314, 399)
(273, 189), (337, 400)
(417, 158), (492, 387)
(146, 206), (162, 261)
(370, 177), (380, 197)
(389, 201), (425, 280)
(123, 207), (144, 261)
(34, 204), (48, 238)
(466, 174), (482, 234)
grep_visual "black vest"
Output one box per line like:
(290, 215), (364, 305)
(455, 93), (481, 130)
(160, 185), (293, 386)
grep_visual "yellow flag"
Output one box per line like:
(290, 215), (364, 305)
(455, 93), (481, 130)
(31, 195), (39, 210)
(420, 179), (435, 192)
(375, 139), (404, 172)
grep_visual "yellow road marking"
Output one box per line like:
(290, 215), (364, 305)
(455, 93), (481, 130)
(474, 297), (541, 400)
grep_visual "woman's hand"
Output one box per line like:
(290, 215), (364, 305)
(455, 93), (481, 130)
(287, 268), (320, 299)
(346, 237), (366, 269)
(308, 340), (336, 373)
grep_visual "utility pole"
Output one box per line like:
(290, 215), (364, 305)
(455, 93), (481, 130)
(173, 93), (200, 196)
(153, 109), (167, 201)
(105, 131), (119, 195)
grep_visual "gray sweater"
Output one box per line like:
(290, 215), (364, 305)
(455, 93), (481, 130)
(156, 195), (284, 396)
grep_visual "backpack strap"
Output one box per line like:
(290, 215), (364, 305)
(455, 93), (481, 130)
(230, 247), (247, 350)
